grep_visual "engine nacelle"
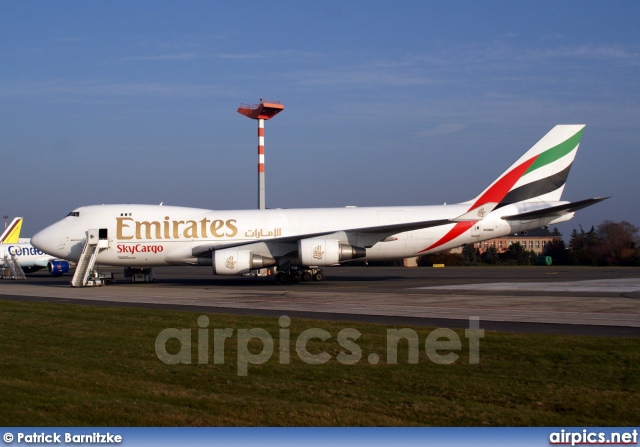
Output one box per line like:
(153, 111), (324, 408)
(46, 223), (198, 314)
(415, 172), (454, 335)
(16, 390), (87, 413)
(47, 260), (70, 275)
(212, 248), (276, 275)
(298, 238), (366, 266)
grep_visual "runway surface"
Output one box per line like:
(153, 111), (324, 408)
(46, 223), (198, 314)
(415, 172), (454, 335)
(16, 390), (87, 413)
(1, 266), (639, 337)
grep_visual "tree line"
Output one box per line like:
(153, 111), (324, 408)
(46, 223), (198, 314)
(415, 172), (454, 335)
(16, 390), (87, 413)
(417, 220), (640, 267)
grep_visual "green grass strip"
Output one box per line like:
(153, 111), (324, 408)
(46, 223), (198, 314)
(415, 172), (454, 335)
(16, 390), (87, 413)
(0, 300), (638, 426)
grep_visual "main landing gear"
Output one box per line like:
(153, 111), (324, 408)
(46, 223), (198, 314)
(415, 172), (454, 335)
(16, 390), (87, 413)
(276, 267), (324, 284)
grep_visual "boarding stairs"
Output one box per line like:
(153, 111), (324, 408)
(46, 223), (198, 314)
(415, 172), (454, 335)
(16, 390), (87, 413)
(71, 229), (109, 287)
(2, 253), (26, 279)
(71, 241), (98, 287)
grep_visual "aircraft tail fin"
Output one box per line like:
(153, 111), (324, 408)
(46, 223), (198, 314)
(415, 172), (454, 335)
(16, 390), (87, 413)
(466, 125), (585, 211)
(0, 217), (23, 244)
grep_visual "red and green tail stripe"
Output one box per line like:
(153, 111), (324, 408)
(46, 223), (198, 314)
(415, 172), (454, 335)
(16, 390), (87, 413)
(420, 128), (583, 253)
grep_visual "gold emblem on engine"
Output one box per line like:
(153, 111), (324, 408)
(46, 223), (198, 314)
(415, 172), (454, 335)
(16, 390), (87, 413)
(225, 255), (236, 269)
(313, 245), (324, 260)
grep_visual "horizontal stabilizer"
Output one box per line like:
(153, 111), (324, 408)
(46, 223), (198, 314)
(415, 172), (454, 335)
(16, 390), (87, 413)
(501, 197), (609, 221)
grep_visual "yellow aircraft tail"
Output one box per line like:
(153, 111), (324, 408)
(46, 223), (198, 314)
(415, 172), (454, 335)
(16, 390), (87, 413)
(0, 217), (23, 244)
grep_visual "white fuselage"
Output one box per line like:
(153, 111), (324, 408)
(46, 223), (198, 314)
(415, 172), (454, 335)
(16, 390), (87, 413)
(0, 242), (57, 271)
(31, 201), (570, 268)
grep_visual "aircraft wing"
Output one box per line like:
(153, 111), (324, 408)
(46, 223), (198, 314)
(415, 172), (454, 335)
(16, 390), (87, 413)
(192, 216), (464, 257)
(341, 218), (458, 234)
(501, 197), (609, 221)
(192, 198), (605, 258)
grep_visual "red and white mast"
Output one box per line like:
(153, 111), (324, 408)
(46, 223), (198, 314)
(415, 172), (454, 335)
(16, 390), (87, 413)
(237, 99), (284, 210)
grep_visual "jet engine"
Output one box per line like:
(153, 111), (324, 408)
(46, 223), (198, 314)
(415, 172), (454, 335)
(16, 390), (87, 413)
(298, 238), (366, 266)
(212, 248), (276, 275)
(47, 260), (70, 275)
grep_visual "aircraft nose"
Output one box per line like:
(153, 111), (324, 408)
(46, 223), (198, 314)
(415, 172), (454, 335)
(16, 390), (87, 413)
(31, 222), (63, 256)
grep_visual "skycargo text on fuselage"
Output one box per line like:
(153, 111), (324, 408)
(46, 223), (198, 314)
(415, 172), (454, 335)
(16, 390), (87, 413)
(116, 217), (238, 241)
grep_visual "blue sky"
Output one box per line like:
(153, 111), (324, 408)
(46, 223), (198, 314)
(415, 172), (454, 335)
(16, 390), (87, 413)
(1, 1), (639, 237)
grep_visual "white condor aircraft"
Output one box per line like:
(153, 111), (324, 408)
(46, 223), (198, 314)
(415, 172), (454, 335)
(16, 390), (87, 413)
(32, 125), (605, 282)
(0, 217), (71, 275)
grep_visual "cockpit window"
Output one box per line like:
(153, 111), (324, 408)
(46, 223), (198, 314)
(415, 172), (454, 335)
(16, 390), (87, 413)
(66, 211), (80, 217)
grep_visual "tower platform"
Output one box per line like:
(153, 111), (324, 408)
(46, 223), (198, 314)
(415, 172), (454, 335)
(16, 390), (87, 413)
(237, 100), (284, 120)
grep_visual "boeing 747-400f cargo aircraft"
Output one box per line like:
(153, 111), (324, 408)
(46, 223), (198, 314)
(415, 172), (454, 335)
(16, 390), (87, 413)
(32, 125), (606, 283)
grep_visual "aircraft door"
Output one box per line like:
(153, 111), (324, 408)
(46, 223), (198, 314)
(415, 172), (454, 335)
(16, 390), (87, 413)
(471, 221), (481, 238)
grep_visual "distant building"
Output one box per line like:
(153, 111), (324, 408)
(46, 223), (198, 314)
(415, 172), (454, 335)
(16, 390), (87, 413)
(451, 227), (558, 255)
(403, 257), (418, 267)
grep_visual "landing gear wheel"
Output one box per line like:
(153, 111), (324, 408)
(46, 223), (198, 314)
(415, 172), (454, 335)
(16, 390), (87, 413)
(301, 271), (313, 282)
(276, 272), (288, 283)
(288, 272), (301, 283)
(313, 271), (325, 281)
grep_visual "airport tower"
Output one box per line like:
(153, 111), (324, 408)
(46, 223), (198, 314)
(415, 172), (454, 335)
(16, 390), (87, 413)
(237, 99), (284, 210)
